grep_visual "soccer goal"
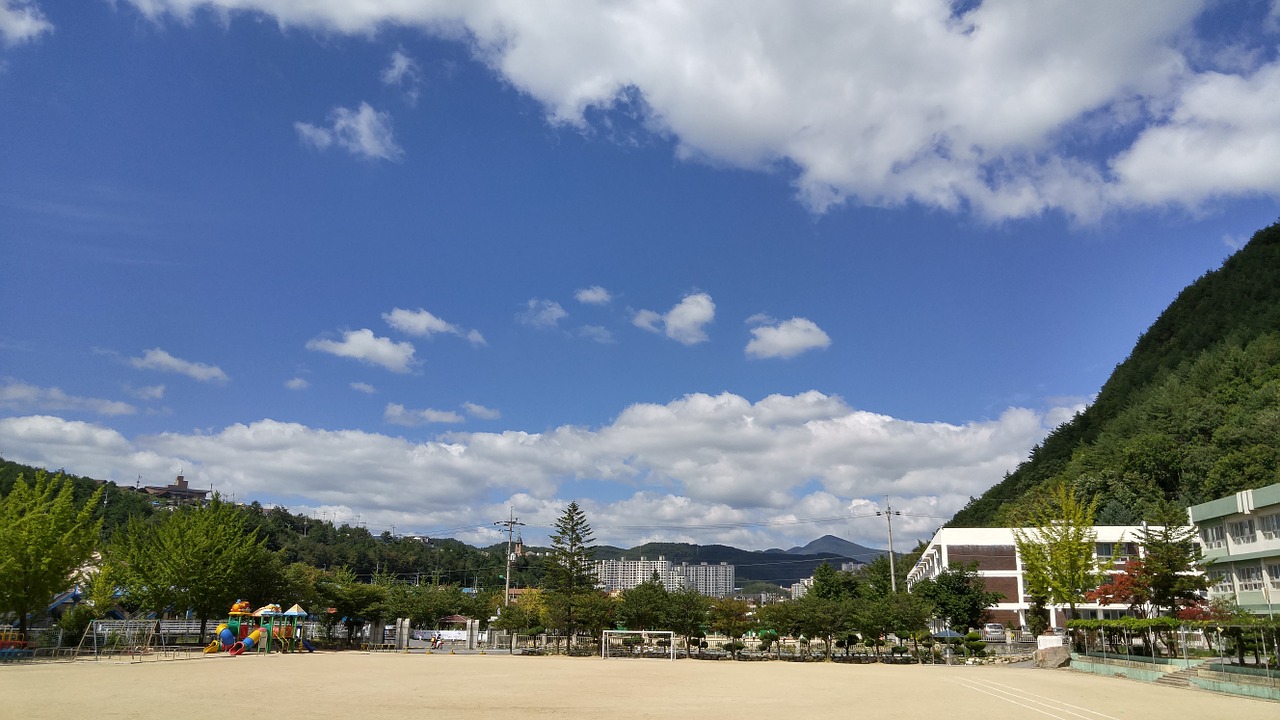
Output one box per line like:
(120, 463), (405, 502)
(601, 630), (676, 660)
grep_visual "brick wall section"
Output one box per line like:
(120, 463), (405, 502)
(948, 544), (1018, 571)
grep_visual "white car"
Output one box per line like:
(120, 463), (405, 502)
(981, 623), (1005, 642)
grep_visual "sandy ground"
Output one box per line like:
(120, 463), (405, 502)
(1, 652), (1274, 719)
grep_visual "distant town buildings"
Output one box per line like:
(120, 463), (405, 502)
(593, 556), (735, 597)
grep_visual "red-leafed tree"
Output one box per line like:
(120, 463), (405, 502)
(1085, 560), (1151, 617)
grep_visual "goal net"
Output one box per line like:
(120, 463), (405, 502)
(601, 630), (676, 660)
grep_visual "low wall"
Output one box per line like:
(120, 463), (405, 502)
(1190, 667), (1280, 702)
(1069, 655), (1170, 682)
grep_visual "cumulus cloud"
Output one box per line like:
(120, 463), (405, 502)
(118, 1), (1280, 219)
(463, 401), (501, 420)
(383, 307), (459, 337)
(575, 285), (612, 305)
(129, 348), (228, 383)
(746, 316), (832, 359)
(0, 391), (1076, 549)
(295, 102), (404, 162)
(381, 49), (423, 105)
(518, 298), (567, 329)
(0, 0), (52, 46)
(383, 307), (486, 348)
(384, 402), (465, 426)
(350, 382), (377, 394)
(285, 377), (309, 390)
(634, 293), (715, 345)
(305, 329), (416, 373)
(0, 381), (135, 416)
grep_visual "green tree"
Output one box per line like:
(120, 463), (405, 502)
(542, 502), (598, 644)
(911, 562), (1001, 634)
(1135, 502), (1210, 616)
(664, 588), (710, 656)
(793, 593), (857, 660)
(0, 472), (103, 636)
(1014, 481), (1108, 622)
(708, 597), (753, 658)
(544, 501), (597, 594)
(618, 577), (670, 631)
(112, 496), (266, 637)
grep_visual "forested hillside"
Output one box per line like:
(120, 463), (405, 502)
(951, 222), (1280, 526)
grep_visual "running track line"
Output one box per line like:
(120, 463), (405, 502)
(947, 676), (1122, 720)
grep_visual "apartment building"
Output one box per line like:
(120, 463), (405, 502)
(593, 556), (736, 597)
(676, 561), (735, 598)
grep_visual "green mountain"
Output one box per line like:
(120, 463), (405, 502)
(951, 221), (1280, 527)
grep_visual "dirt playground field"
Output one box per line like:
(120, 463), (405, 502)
(0, 652), (1273, 719)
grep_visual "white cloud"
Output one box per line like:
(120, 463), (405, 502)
(575, 285), (612, 305)
(0, 381), (135, 416)
(118, 1), (1280, 219)
(384, 307), (486, 348)
(124, 384), (165, 401)
(384, 402), (465, 426)
(350, 382), (377, 394)
(578, 325), (614, 344)
(381, 49), (423, 105)
(463, 402), (501, 420)
(295, 102), (404, 162)
(518, 298), (567, 329)
(129, 348), (229, 383)
(0, 391), (1075, 548)
(305, 329), (416, 373)
(746, 316), (831, 359)
(1109, 60), (1280, 209)
(383, 307), (460, 337)
(0, 0), (52, 46)
(285, 377), (309, 390)
(635, 292), (715, 345)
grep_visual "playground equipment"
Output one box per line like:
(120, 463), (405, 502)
(0, 630), (33, 662)
(204, 601), (312, 656)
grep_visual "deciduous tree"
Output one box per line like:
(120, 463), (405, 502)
(1014, 481), (1109, 622)
(0, 472), (103, 636)
(112, 496), (266, 637)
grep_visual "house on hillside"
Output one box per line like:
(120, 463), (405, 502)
(138, 474), (210, 505)
(906, 525), (1167, 631)
(1188, 482), (1280, 615)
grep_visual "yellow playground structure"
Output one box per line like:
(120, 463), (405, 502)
(204, 601), (313, 656)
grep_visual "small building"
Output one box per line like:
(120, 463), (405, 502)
(1187, 481), (1280, 615)
(140, 474), (210, 504)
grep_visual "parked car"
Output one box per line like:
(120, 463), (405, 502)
(981, 623), (1005, 642)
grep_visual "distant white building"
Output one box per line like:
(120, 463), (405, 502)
(790, 576), (814, 600)
(906, 526), (1169, 630)
(594, 556), (736, 597)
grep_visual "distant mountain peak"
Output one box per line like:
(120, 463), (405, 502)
(785, 534), (884, 562)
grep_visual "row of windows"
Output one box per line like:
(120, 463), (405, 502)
(1201, 513), (1280, 547)
(1207, 562), (1280, 594)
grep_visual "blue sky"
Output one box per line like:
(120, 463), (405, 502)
(3, 1), (1279, 551)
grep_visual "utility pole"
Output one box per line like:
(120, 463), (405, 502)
(876, 498), (901, 593)
(494, 507), (525, 606)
